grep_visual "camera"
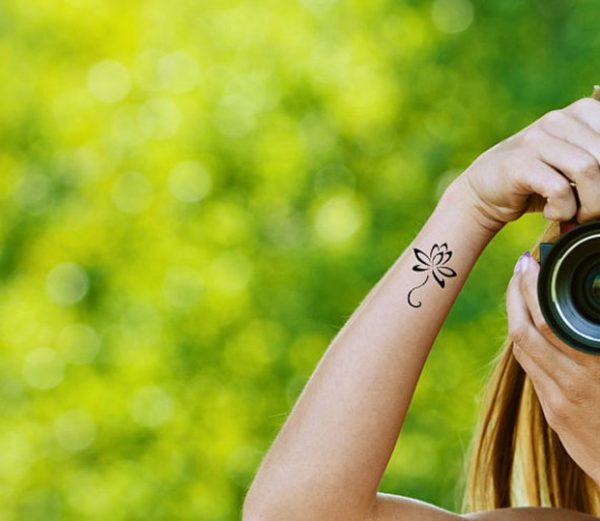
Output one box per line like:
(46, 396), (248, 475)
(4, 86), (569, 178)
(538, 219), (600, 355)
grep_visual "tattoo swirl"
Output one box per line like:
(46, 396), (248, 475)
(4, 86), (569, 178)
(407, 242), (457, 308)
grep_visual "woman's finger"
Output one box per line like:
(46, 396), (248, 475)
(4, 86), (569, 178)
(506, 256), (562, 388)
(507, 259), (574, 425)
(565, 96), (600, 134)
(509, 158), (578, 222)
(532, 129), (600, 224)
(540, 107), (600, 163)
(518, 253), (585, 370)
(512, 340), (563, 423)
(537, 111), (600, 223)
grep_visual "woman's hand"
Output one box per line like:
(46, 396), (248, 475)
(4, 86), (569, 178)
(453, 96), (600, 234)
(506, 251), (600, 487)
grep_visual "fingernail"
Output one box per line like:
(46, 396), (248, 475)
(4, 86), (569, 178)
(514, 251), (530, 274)
(513, 254), (523, 274)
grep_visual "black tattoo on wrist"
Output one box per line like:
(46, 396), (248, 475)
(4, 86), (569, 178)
(407, 242), (457, 308)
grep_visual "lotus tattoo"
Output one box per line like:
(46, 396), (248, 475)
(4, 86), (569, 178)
(407, 242), (457, 308)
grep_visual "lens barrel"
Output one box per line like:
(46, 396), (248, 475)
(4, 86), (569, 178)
(538, 219), (600, 354)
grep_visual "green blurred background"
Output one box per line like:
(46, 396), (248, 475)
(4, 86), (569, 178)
(0, 0), (598, 519)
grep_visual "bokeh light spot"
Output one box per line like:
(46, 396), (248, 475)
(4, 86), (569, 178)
(432, 0), (475, 33)
(133, 48), (164, 91)
(313, 192), (367, 245)
(168, 160), (212, 203)
(208, 251), (253, 294)
(158, 50), (201, 94)
(57, 323), (102, 365)
(87, 60), (131, 103)
(130, 386), (174, 428)
(53, 410), (97, 452)
(0, 431), (34, 479)
(138, 97), (182, 139)
(13, 170), (51, 211)
(162, 266), (205, 309)
(45, 262), (90, 306)
(22, 347), (64, 390)
(112, 171), (153, 213)
(299, 0), (337, 12)
(223, 320), (285, 377)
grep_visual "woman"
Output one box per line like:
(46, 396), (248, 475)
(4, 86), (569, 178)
(243, 93), (600, 520)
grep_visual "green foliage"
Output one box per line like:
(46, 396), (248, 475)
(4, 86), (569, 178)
(0, 0), (597, 518)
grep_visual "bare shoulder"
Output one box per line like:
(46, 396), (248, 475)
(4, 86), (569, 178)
(466, 507), (599, 521)
(371, 493), (599, 521)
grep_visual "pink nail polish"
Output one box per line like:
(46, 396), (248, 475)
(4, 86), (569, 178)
(514, 251), (531, 274)
(522, 251), (532, 272)
(514, 254), (524, 274)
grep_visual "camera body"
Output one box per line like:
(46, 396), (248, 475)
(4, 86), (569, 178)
(538, 219), (600, 355)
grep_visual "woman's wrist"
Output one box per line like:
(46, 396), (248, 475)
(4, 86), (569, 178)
(439, 175), (504, 244)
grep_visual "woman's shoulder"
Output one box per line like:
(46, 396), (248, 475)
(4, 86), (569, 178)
(466, 507), (599, 521)
(370, 493), (599, 521)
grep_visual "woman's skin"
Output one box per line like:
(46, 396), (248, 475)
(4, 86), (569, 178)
(243, 96), (600, 521)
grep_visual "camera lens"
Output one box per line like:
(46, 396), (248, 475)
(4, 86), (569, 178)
(537, 219), (600, 354)
(587, 267), (600, 305)
(572, 260), (600, 322)
(585, 267), (600, 311)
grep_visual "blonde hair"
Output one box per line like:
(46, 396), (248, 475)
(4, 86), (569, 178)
(462, 220), (600, 514)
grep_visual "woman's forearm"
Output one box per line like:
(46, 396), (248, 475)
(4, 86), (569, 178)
(244, 178), (501, 521)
